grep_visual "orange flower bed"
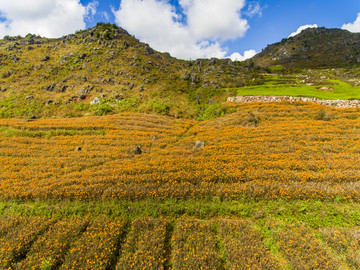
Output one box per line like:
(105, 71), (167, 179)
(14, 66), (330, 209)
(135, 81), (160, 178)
(171, 218), (221, 269)
(116, 217), (168, 269)
(219, 219), (278, 269)
(273, 222), (338, 269)
(0, 216), (53, 269)
(60, 218), (125, 269)
(322, 227), (360, 268)
(0, 103), (359, 201)
(14, 217), (89, 269)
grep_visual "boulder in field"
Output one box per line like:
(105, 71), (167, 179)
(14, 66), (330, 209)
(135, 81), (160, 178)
(193, 141), (205, 149)
(134, 146), (142, 155)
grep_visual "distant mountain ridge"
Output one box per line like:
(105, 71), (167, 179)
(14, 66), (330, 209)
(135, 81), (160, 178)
(252, 27), (360, 69)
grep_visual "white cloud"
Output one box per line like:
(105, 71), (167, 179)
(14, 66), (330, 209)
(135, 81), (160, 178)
(230, 49), (257, 61)
(101, 11), (110, 22)
(245, 2), (263, 18)
(180, 0), (248, 41)
(85, 1), (99, 19)
(0, 0), (97, 38)
(113, 0), (252, 59)
(342, 13), (360, 32)
(288, 24), (318, 38)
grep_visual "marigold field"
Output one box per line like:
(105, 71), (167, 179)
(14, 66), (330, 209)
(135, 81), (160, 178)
(1, 102), (360, 201)
(1, 101), (360, 268)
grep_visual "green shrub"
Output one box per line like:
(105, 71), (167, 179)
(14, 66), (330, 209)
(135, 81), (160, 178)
(315, 109), (334, 121)
(92, 102), (113, 116)
(146, 99), (170, 114)
(74, 103), (88, 112)
(25, 33), (34, 40)
(197, 103), (232, 121)
(3, 35), (13, 41)
(116, 98), (139, 111)
(41, 258), (55, 270)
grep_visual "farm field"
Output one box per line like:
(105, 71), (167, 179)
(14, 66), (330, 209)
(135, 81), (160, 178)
(0, 215), (359, 269)
(1, 101), (360, 268)
(235, 76), (360, 101)
(0, 102), (360, 201)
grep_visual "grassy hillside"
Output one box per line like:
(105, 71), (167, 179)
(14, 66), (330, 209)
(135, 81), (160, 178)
(0, 103), (360, 268)
(253, 27), (360, 69)
(3, 24), (360, 121)
(0, 23), (263, 119)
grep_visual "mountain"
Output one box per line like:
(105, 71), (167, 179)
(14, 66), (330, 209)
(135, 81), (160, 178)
(2, 24), (360, 120)
(0, 23), (261, 119)
(252, 27), (360, 69)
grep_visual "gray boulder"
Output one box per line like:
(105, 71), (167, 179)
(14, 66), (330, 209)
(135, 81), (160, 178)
(191, 74), (198, 84)
(59, 85), (67, 92)
(41, 56), (50, 61)
(134, 146), (142, 155)
(193, 141), (205, 149)
(196, 94), (202, 105)
(208, 58), (217, 66)
(45, 83), (56, 92)
(90, 97), (100, 104)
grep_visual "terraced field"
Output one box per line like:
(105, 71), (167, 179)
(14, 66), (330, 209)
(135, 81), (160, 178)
(1, 215), (360, 269)
(0, 101), (360, 268)
(0, 102), (360, 201)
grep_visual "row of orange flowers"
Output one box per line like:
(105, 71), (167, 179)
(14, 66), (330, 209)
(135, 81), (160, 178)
(1, 215), (360, 268)
(0, 103), (359, 201)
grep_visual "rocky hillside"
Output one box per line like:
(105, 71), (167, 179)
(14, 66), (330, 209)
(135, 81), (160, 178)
(252, 27), (360, 69)
(0, 23), (261, 119)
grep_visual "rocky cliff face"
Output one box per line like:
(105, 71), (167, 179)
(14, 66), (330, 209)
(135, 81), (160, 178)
(252, 27), (360, 69)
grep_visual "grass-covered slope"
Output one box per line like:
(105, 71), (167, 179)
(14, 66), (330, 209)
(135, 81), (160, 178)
(2, 24), (360, 120)
(0, 23), (261, 119)
(253, 27), (360, 69)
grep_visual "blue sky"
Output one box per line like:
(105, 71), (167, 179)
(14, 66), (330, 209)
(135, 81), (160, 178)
(1, 0), (360, 60)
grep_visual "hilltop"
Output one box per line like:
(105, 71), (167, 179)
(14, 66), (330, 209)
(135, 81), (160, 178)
(252, 27), (360, 69)
(0, 23), (262, 119)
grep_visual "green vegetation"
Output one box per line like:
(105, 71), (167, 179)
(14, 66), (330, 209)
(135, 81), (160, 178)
(0, 199), (358, 228)
(1, 24), (360, 120)
(0, 127), (105, 138)
(0, 23), (257, 120)
(235, 77), (360, 100)
(253, 27), (360, 69)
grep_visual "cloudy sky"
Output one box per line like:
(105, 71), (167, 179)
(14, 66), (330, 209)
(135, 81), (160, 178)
(0, 0), (360, 61)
